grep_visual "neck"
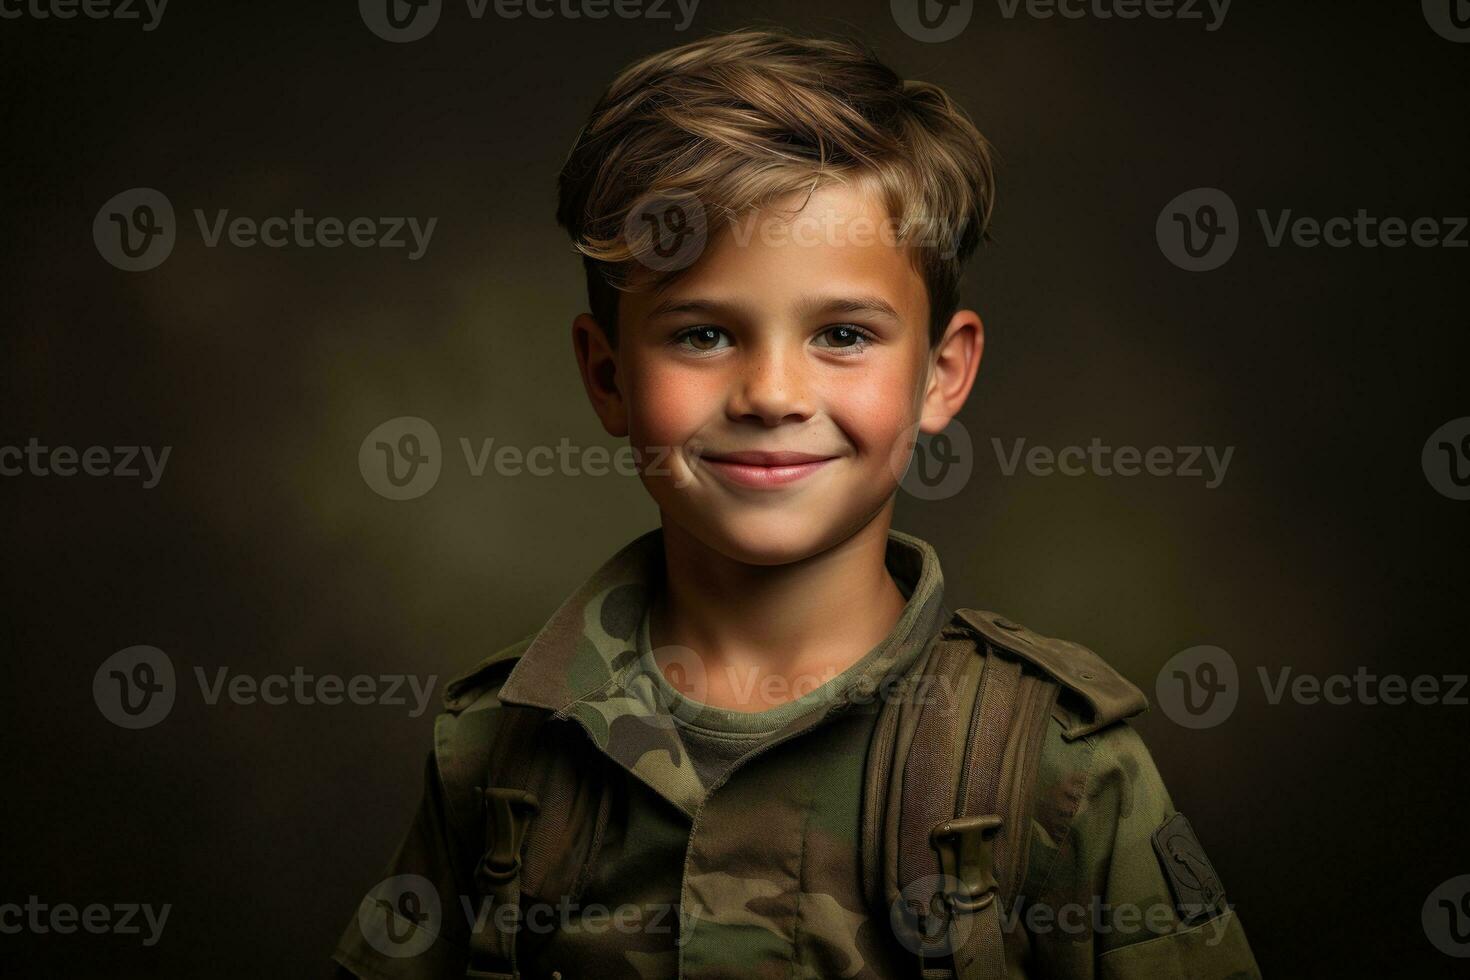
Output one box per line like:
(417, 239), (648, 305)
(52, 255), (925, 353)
(649, 504), (909, 710)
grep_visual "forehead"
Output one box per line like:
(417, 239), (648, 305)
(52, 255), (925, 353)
(626, 182), (929, 324)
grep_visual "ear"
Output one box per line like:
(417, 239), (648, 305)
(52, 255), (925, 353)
(572, 312), (628, 437)
(918, 310), (984, 434)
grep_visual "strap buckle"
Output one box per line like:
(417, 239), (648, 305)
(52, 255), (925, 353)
(478, 787), (540, 885)
(929, 814), (1002, 914)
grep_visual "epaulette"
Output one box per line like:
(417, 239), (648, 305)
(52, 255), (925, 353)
(953, 609), (1148, 740)
(442, 635), (535, 713)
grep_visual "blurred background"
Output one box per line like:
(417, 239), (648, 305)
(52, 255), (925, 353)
(2, 0), (1468, 975)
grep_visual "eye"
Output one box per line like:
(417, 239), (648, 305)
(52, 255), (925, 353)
(674, 326), (731, 353)
(813, 324), (875, 352)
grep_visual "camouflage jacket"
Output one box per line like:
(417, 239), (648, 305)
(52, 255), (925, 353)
(333, 529), (1260, 979)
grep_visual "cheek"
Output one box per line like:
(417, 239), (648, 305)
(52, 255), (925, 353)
(823, 360), (924, 454)
(625, 361), (725, 449)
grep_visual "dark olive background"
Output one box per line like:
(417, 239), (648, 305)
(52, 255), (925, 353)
(2, 1), (1468, 976)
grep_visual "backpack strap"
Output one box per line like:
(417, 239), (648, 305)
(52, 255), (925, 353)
(465, 706), (543, 979)
(953, 610), (1148, 740)
(436, 641), (611, 979)
(863, 609), (1146, 980)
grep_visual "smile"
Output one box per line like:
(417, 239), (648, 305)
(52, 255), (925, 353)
(699, 451), (837, 489)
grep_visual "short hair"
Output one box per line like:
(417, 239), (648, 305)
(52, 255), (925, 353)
(555, 27), (996, 347)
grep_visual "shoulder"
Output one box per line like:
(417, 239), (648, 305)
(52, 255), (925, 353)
(440, 633), (537, 715)
(948, 610), (1168, 887)
(951, 608), (1149, 739)
(430, 634), (538, 804)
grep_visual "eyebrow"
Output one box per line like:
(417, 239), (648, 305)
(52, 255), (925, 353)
(645, 294), (903, 324)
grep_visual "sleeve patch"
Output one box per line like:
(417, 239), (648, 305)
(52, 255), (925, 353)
(1151, 812), (1227, 924)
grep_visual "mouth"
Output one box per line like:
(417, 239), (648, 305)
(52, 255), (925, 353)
(697, 450), (839, 489)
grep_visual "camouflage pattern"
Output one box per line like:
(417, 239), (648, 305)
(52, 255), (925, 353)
(333, 528), (1259, 979)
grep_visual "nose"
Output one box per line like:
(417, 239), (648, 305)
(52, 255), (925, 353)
(726, 340), (815, 427)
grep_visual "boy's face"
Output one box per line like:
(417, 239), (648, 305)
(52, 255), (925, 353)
(574, 182), (982, 566)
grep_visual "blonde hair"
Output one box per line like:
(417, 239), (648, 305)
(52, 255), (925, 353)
(555, 28), (996, 345)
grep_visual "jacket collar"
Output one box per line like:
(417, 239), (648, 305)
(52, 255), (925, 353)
(498, 526), (949, 817)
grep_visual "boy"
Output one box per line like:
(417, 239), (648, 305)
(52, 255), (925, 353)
(333, 28), (1260, 979)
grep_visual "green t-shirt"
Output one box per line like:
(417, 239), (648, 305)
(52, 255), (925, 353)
(633, 577), (913, 793)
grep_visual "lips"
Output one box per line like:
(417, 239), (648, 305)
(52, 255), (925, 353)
(698, 450), (838, 488)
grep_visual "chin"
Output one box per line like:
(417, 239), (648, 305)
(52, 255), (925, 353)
(671, 504), (875, 567)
